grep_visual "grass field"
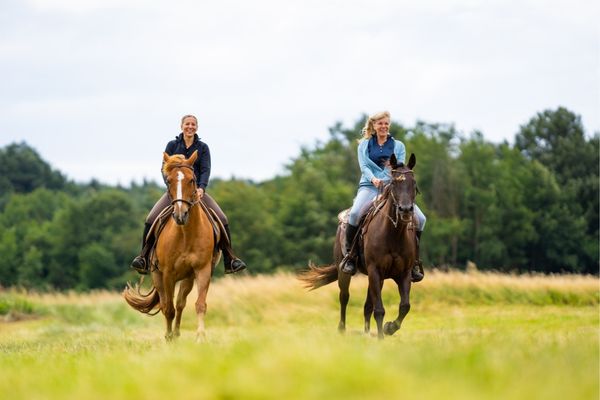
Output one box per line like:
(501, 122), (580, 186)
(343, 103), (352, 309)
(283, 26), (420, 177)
(0, 271), (598, 400)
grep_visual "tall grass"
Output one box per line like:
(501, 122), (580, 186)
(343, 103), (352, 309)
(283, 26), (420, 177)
(0, 271), (598, 400)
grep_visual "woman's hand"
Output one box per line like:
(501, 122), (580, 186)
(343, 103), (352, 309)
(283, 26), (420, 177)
(196, 187), (205, 199)
(371, 177), (383, 188)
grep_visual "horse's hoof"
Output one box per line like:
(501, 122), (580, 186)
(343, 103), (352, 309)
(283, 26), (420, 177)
(196, 331), (207, 343)
(383, 321), (399, 336)
(338, 323), (346, 333)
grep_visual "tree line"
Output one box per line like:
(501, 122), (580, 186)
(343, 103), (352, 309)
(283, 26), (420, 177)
(0, 107), (597, 290)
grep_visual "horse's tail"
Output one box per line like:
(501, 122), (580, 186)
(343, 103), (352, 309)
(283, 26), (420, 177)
(122, 283), (161, 315)
(297, 262), (339, 290)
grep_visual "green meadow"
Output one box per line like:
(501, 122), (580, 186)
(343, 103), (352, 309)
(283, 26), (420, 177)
(0, 271), (598, 400)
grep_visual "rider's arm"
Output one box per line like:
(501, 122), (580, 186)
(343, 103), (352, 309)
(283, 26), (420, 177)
(357, 140), (375, 183)
(196, 142), (211, 190)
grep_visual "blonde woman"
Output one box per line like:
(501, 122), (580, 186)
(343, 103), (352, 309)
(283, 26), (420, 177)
(340, 111), (426, 280)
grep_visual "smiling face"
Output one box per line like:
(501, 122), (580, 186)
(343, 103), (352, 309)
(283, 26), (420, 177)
(181, 116), (198, 140)
(373, 117), (390, 137)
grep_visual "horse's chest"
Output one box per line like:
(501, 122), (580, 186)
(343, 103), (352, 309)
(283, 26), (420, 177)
(175, 254), (201, 270)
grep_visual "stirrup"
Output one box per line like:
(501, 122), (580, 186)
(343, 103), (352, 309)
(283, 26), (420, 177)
(411, 261), (424, 282)
(224, 258), (247, 274)
(130, 256), (149, 275)
(340, 256), (356, 275)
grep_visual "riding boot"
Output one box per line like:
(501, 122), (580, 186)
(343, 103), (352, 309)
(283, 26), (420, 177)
(221, 224), (247, 274)
(130, 222), (153, 275)
(340, 223), (359, 275)
(411, 230), (424, 282)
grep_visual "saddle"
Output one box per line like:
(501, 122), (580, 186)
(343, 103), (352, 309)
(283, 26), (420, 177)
(338, 192), (417, 270)
(146, 201), (223, 273)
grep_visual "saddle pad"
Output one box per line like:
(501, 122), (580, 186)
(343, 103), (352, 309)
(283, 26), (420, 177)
(337, 208), (350, 224)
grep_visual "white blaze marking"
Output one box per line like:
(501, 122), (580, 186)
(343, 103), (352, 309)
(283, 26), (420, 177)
(176, 171), (184, 212)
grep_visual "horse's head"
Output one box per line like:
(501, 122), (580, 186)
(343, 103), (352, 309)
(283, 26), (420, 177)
(388, 153), (417, 223)
(162, 151), (198, 225)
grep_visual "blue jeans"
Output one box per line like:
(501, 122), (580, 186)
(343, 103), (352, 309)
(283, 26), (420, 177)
(348, 185), (426, 230)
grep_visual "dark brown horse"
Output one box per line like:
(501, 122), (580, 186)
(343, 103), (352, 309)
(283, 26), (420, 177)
(123, 151), (220, 341)
(300, 153), (419, 339)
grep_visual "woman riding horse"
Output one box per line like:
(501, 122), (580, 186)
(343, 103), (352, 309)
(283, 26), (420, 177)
(300, 152), (421, 338)
(130, 114), (247, 275)
(340, 110), (426, 281)
(124, 151), (221, 340)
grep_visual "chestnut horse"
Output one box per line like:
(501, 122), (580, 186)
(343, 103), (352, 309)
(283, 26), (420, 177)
(123, 151), (220, 341)
(300, 154), (419, 339)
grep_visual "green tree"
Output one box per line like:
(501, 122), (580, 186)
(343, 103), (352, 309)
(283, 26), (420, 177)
(0, 228), (19, 287)
(0, 142), (66, 195)
(516, 107), (599, 273)
(47, 190), (138, 289)
(78, 243), (117, 289)
(457, 132), (504, 268)
(210, 179), (282, 274)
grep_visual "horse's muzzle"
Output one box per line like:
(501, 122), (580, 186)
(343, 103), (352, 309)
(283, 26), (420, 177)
(398, 204), (414, 222)
(172, 210), (189, 225)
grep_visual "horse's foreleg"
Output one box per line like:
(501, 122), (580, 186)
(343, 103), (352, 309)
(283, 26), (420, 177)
(174, 276), (195, 338)
(363, 290), (372, 334)
(384, 275), (411, 336)
(161, 274), (176, 342)
(337, 270), (351, 333)
(363, 279), (383, 334)
(194, 267), (212, 342)
(367, 268), (385, 339)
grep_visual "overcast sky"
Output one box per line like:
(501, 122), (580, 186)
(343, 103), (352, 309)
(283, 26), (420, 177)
(1, 0), (598, 186)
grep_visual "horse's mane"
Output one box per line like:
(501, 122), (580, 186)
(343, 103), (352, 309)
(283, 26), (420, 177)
(162, 154), (187, 176)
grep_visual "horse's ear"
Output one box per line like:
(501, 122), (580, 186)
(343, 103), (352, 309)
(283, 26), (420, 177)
(407, 153), (416, 170)
(389, 154), (398, 168)
(163, 152), (170, 163)
(187, 150), (198, 165)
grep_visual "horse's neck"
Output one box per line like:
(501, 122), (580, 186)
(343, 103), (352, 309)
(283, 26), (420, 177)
(180, 205), (206, 235)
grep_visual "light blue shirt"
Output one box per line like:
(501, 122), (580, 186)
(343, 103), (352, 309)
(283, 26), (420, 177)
(357, 137), (406, 187)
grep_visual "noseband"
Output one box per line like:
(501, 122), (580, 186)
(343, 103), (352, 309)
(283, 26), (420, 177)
(386, 169), (416, 227)
(168, 164), (199, 207)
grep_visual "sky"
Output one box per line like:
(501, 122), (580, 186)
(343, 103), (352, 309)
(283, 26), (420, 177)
(1, 0), (598, 186)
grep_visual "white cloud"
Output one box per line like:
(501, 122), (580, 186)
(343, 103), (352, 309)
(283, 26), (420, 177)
(1, 0), (598, 185)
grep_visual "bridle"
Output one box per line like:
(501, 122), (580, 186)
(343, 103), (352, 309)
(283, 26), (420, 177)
(167, 164), (199, 208)
(385, 168), (416, 228)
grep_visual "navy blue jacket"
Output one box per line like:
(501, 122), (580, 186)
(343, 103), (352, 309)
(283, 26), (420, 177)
(164, 133), (211, 189)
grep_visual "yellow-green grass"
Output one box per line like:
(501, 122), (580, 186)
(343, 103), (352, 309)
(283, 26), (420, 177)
(0, 271), (598, 400)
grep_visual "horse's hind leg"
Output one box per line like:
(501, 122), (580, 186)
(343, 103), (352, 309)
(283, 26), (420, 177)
(338, 270), (351, 333)
(384, 275), (411, 336)
(193, 267), (212, 342)
(174, 276), (195, 338)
